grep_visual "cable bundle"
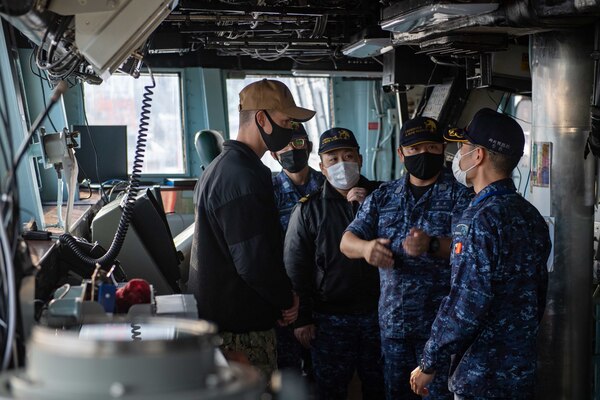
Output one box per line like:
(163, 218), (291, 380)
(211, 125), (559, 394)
(59, 70), (156, 268)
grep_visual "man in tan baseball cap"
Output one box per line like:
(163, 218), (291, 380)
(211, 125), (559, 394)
(239, 79), (316, 121)
(189, 79), (314, 378)
(238, 79), (316, 154)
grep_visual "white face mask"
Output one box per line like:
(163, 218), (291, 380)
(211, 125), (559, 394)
(452, 147), (478, 187)
(326, 161), (360, 190)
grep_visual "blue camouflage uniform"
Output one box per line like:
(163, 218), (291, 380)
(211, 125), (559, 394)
(346, 168), (472, 400)
(272, 166), (324, 370)
(285, 177), (384, 400)
(273, 167), (324, 232)
(420, 178), (551, 399)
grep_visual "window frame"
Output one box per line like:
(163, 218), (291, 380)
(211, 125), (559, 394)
(83, 69), (188, 181)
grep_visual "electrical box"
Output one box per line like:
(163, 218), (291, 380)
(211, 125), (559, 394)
(478, 45), (531, 92)
(382, 46), (449, 87)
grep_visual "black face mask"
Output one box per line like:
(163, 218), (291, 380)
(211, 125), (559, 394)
(404, 152), (444, 180)
(279, 149), (309, 173)
(255, 111), (295, 152)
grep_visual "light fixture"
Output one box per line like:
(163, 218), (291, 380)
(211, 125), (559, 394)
(381, 3), (500, 33)
(342, 38), (392, 58)
(291, 69), (383, 78)
(379, 45), (395, 55)
(50, 0), (177, 80)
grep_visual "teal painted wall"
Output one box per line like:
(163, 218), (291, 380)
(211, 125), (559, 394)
(62, 83), (84, 127)
(183, 67), (227, 180)
(331, 78), (397, 182)
(200, 68), (228, 137)
(18, 48), (71, 203)
(182, 68), (205, 179)
(0, 25), (45, 226)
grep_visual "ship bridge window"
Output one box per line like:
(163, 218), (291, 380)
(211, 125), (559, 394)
(226, 76), (331, 172)
(83, 72), (185, 175)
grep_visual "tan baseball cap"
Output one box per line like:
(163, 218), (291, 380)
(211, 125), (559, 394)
(238, 79), (316, 122)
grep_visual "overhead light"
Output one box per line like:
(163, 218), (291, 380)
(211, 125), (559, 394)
(379, 45), (394, 55)
(50, 0), (177, 80)
(292, 69), (383, 78)
(381, 3), (500, 33)
(342, 38), (392, 58)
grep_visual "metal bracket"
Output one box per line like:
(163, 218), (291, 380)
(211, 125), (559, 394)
(48, 0), (126, 16)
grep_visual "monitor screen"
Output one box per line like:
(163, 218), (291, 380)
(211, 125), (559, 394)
(131, 188), (181, 292)
(91, 187), (182, 294)
(73, 125), (128, 184)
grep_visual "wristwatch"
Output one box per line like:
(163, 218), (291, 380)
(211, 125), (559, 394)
(419, 360), (436, 375)
(428, 236), (440, 254)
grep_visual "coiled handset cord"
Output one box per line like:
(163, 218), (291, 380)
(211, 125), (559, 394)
(130, 322), (142, 341)
(59, 69), (156, 268)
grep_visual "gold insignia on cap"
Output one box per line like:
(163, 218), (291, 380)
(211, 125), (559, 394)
(447, 128), (462, 138)
(424, 119), (437, 132)
(338, 130), (350, 139)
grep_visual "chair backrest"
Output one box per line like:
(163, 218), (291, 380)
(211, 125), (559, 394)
(173, 224), (194, 292)
(194, 129), (224, 170)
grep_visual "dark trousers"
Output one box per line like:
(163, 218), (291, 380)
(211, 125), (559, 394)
(453, 395), (531, 400)
(311, 311), (384, 400)
(275, 324), (311, 373)
(381, 336), (452, 400)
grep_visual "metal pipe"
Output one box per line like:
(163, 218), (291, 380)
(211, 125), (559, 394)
(0, 7), (48, 47)
(531, 30), (594, 400)
(166, 14), (314, 23)
(371, 81), (383, 180)
(203, 45), (336, 52)
(0, 7), (74, 72)
(0, 0), (34, 16)
(176, 1), (360, 16)
(179, 23), (315, 33)
(201, 37), (345, 45)
(394, 88), (409, 180)
(592, 22), (600, 106)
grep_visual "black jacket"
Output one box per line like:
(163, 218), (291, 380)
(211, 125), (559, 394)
(284, 176), (381, 327)
(188, 140), (293, 333)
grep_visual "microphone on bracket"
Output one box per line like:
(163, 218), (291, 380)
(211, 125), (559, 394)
(5, 80), (68, 190)
(14, 80), (68, 167)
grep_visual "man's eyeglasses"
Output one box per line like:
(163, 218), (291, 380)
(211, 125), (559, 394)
(290, 138), (307, 149)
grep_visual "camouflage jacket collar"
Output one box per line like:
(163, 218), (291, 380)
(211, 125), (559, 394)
(472, 178), (516, 206)
(275, 167), (320, 194)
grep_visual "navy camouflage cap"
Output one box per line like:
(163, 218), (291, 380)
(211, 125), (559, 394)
(318, 127), (359, 154)
(444, 108), (525, 157)
(400, 116), (443, 147)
